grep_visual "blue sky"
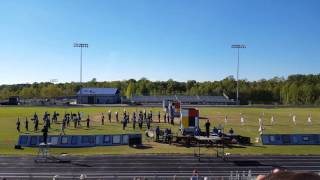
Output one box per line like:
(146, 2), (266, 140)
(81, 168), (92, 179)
(0, 0), (319, 84)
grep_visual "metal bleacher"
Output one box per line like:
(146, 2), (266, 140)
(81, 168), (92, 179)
(131, 95), (235, 105)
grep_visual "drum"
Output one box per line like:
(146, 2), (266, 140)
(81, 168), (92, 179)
(145, 130), (154, 138)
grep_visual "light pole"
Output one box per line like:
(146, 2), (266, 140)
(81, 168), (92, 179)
(231, 44), (246, 105)
(74, 43), (88, 104)
(74, 43), (88, 83)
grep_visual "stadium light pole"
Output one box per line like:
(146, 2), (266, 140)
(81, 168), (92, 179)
(74, 43), (88, 104)
(231, 44), (246, 105)
(73, 43), (88, 83)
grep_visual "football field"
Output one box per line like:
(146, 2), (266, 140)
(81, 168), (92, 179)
(1, 106), (320, 155)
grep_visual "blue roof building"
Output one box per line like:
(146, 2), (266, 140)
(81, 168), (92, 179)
(77, 88), (120, 104)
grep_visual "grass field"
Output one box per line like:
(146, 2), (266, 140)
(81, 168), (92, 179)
(1, 106), (320, 155)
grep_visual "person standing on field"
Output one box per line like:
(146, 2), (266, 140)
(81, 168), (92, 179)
(25, 117), (29, 131)
(86, 116), (90, 128)
(42, 125), (48, 144)
(16, 117), (21, 133)
(34, 118), (39, 131)
(292, 115), (296, 125)
(270, 115), (275, 126)
(158, 111), (161, 123)
(60, 119), (66, 135)
(101, 113), (105, 125)
(205, 119), (211, 138)
(108, 110), (112, 123)
(115, 112), (119, 122)
(308, 114), (312, 125)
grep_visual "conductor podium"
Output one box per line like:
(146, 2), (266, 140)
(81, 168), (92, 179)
(193, 136), (224, 161)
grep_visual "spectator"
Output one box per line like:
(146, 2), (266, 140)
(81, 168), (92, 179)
(191, 169), (199, 180)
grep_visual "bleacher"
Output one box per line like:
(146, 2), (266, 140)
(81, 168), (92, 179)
(131, 95), (235, 105)
(176, 95), (200, 103)
(131, 96), (176, 103)
(199, 96), (233, 104)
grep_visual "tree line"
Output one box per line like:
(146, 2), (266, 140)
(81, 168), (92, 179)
(1, 74), (320, 105)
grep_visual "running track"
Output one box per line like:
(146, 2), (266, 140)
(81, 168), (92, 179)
(0, 155), (319, 179)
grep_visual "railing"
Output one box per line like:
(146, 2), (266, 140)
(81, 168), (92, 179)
(4, 171), (320, 179)
(3, 171), (259, 180)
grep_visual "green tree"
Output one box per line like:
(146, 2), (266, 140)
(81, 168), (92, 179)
(126, 82), (135, 98)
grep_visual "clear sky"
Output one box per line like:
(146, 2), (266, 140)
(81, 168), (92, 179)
(0, 0), (319, 84)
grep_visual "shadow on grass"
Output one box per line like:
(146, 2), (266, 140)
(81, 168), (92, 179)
(225, 143), (266, 149)
(225, 144), (247, 149)
(248, 144), (266, 148)
(130, 145), (153, 150)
